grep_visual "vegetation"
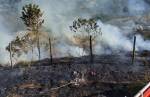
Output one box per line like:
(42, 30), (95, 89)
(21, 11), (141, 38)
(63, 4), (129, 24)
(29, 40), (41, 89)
(6, 4), (48, 66)
(6, 4), (103, 66)
(6, 31), (56, 67)
(20, 4), (44, 60)
(1, 2), (150, 97)
(6, 36), (27, 67)
(70, 18), (102, 63)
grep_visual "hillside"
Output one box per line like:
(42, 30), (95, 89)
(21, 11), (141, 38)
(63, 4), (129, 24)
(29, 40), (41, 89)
(0, 53), (149, 97)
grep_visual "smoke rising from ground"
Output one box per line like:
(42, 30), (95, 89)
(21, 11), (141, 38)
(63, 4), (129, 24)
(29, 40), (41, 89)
(0, 0), (150, 64)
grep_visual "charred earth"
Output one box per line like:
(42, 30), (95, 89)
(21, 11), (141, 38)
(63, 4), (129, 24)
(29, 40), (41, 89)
(0, 51), (150, 97)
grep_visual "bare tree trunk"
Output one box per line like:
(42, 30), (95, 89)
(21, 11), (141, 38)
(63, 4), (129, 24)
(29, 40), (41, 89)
(37, 37), (41, 61)
(89, 35), (93, 63)
(9, 43), (13, 68)
(31, 46), (33, 61)
(29, 45), (33, 67)
(49, 37), (53, 65)
(132, 36), (136, 64)
(37, 31), (41, 61)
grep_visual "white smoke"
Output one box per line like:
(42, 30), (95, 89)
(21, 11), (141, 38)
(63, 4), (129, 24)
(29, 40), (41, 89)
(0, 17), (14, 65)
(128, 0), (149, 15)
(0, 0), (150, 64)
(136, 35), (150, 50)
(96, 21), (150, 54)
(97, 21), (133, 51)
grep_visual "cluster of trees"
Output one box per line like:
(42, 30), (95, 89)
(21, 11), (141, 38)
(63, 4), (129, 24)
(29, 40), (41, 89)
(6, 4), (102, 67)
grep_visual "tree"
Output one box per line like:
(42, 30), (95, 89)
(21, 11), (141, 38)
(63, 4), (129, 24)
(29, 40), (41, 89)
(70, 18), (101, 63)
(6, 31), (55, 66)
(6, 36), (28, 66)
(20, 4), (44, 60)
(6, 36), (27, 57)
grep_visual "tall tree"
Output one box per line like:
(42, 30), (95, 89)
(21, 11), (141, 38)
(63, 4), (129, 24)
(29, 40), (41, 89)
(20, 4), (44, 60)
(70, 18), (101, 63)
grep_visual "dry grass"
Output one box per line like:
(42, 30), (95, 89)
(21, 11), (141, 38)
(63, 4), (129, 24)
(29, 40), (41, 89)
(17, 82), (41, 89)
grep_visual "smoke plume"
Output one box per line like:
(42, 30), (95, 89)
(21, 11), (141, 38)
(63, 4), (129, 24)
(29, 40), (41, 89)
(0, 0), (150, 64)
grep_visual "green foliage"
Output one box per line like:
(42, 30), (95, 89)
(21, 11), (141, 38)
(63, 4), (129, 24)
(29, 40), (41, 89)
(20, 3), (45, 60)
(70, 18), (101, 41)
(70, 18), (102, 53)
(6, 36), (27, 57)
(70, 18), (101, 35)
(20, 3), (44, 31)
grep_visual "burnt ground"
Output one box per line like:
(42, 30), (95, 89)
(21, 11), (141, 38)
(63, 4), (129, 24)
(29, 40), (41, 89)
(0, 53), (150, 97)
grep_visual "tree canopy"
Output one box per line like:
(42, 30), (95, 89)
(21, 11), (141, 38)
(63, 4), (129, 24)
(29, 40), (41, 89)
(20, 4), (44, 31)
(70, 18), (101, 53)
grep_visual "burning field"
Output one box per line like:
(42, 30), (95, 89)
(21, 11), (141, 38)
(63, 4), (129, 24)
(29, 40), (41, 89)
(0, 0), (150, 97)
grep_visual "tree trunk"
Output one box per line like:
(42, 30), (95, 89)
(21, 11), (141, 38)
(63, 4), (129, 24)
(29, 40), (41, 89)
(37, 31), (41, 61)
(9, 43), (13, 68)
(30, 45), (33, 67)
(132, 36), (136, 64)
(49, 37), (53, 65)
(89, 35), (93, 63)
(31, 46), (33, 62)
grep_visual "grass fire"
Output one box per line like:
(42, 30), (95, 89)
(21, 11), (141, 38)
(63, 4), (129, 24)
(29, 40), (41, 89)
(0, 0), (150, 97)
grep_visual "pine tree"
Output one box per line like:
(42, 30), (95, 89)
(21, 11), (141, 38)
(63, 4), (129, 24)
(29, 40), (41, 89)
(20, 4), (44, 60)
